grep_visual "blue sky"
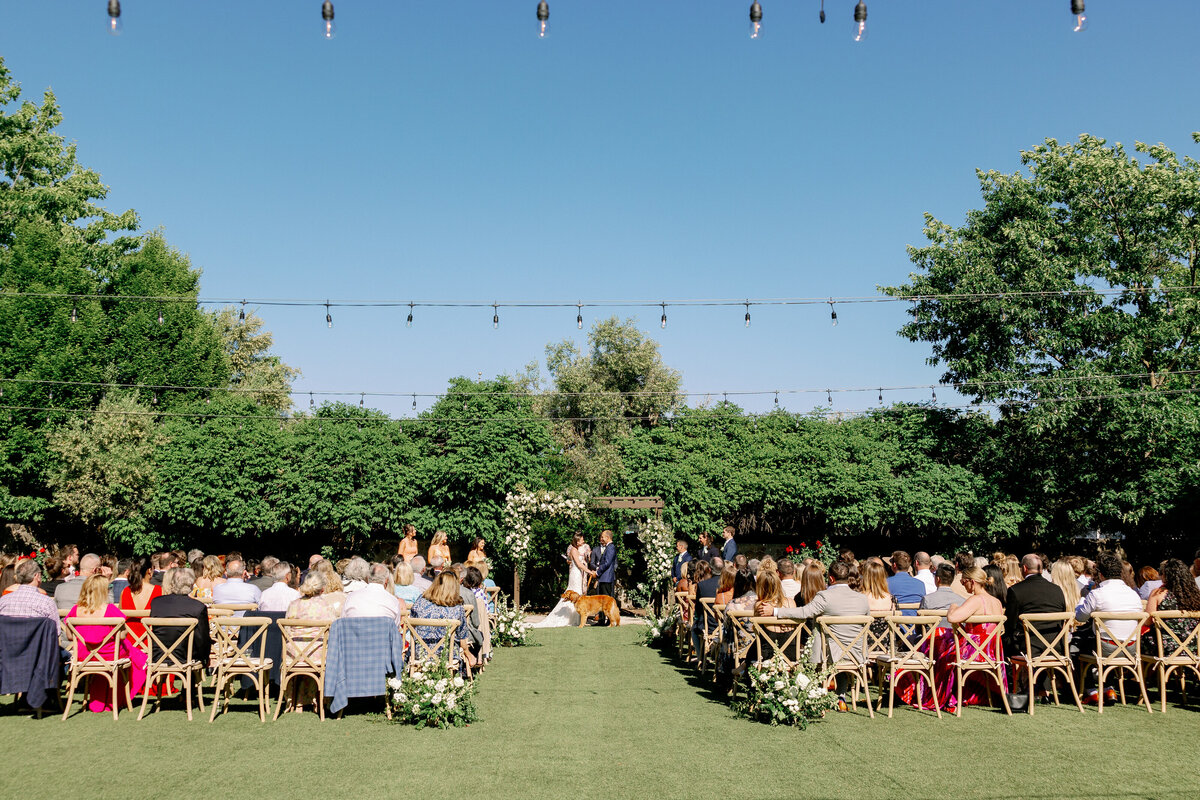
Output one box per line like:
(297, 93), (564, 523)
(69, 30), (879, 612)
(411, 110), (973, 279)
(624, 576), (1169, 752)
(2, 1), (1198, 418)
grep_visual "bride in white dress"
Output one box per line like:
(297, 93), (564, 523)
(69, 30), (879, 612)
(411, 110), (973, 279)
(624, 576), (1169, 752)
(533, 534), (594, 628)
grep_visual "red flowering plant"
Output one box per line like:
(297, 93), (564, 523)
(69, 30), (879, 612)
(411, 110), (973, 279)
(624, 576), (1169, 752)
(783, 539), (837, 568)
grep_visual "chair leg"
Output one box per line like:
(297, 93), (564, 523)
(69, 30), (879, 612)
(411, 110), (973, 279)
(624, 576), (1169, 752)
(861, 669), (874, 719)
(273, 674), (290, 721)
(956, 668), (964, 717)
(1118, 670), (1127, 706)
(1135, 668), (1153, 714)
(112, 672), (120, 721)
(1026, 666), (1036, 716)
(209, 674), (224, 722)
(997, 671), (1012, 715)
(137, 674), (155, 721)
(61, 672), (78, 721)
(930, 669), (941, 720)
(1097, 667), (1106, 714)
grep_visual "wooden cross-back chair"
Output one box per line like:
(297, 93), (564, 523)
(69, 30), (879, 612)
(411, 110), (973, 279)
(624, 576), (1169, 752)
(1077, 611), (1152, 714)
(1143, 610), (1200, 713)
(877, 614), (942, 719)
(138, 617), (205, 721)
(61, 617), (131, 721)
(484, 586), (501, 621)
(748, 617), (808, 670)
(724, 610), (756, 699)
(209, 616), (274, 722)
(274, 619), (332, 720)
(816, 615), (875, 718)
(404, 618), (463, 677)
(696, 598), (724, 675)
(211, 603), (258, 615)
(122, 609), (151, 657)
(673, 592), (694, 659)
(1009, 612), (1084, 715)
(950, 615), (1012, 716)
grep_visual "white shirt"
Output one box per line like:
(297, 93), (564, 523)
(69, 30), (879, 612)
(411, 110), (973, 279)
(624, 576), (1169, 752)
(258, 581), (301, 612)
(779, 578), (802, 602)
(914, 569), (936, 595)
(1075, 579), (1143, 643)
(342, 583), (402, 624)
(343, 580), (368, 594)
(211, 578), (262, 608)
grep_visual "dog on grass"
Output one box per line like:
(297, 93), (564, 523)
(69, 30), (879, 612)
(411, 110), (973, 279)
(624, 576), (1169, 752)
(561, 590), (620, 627)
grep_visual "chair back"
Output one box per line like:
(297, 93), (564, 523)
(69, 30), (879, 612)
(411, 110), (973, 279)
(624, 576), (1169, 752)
(123, 609), (151, 655)
(212, 616), (271, 667)
(277, 619), (332, 672)
(867, 610), (892, 659)
(1090, 611), (1148, 666)
(951, 615), (1006, 671)
(212, 603), (258, 613)
(1018, 612), (1074, 666)
(63, 617), (127, 671)
(404, 618), (461, 672)
(142, 618), (198, 671)
(484, 586), (500, 605)
(815, 615), (873, 668)
(1149, 610), (1200, 665)
(748, 617), (807, 667)
(724, 609), (756, 661)
(886, 614), (941, 667)
(697, 598), (721, 635)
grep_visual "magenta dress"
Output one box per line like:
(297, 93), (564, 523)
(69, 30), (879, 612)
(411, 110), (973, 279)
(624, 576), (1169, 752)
(67, 604), (148, 713)
(895, 622), (1006, 710)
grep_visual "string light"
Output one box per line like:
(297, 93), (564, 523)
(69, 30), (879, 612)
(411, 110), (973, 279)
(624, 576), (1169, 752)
(325, 302), (332, 329)
(577, 303), (583, 330)
(878, 387), (883, 404)
(774, 391), (779, 406)
(744, 302), (751, 328)
(536, 0), (549, 39)
(321, 1), (336, 39)
(829, 298), (838, 326)
(406, 302), (414, 328)
(412, 394), (417, 409)
(749, 1), (763, 39)
(70, 304), (77, 324)
(309, 392), (315, 409)
(853, 1), (867, 42)
(819, 0), (825, 24)
(931, 386), (937, 402)
(827, 389), (833, 405)
(1071, 0), (1087, 32)
(157, 307), (164, 325)
(492, 303), (500, 329)
(106, 0), (122, 35)
(238, 300), (246, 322)
(660, 303), (667, 329)
(359, 392), (365, 408)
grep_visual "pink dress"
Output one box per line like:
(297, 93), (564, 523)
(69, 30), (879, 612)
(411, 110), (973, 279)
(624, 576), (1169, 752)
(895, 621), (1006, 710)
(67, 604), (148, 713)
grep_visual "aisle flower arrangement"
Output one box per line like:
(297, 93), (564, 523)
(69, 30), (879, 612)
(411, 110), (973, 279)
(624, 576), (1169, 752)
(636, 516), (674, 589)
(501, 488), (588, 566)
(388, 657), (478, 729)
(491, 593), (531, 647)
(733, 655), (839, 728)
(638, 605), (679, 647)
(784, 539), (838, 568)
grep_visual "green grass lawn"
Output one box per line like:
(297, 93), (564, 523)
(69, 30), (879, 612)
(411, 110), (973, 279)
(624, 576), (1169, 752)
(2, 626), (1194, 800)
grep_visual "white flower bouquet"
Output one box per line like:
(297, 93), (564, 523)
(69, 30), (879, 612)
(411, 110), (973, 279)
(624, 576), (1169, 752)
(388, 655), (478, 729)
(491, 592), (531, 647)
(733, 655), (839, 728)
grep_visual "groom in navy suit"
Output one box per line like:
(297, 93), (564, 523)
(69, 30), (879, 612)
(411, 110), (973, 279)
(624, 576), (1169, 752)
(589, 529), (618, 625)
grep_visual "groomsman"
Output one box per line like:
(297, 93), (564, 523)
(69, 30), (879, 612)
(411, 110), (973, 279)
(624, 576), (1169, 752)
(590, 530), (618, 625)
(697, 532), (721, 562)
(721, 526), (738, 562)
(672, 539), (693, 582)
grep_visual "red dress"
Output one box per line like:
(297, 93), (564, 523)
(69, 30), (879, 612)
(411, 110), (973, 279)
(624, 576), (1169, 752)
(120, 585), (167, 694)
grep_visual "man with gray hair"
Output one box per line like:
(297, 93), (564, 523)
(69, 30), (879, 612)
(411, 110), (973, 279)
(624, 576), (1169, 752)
(0, 558), (62, 635)
(258, 561), (300, 612)
(250, 556), (279, 591)
(341, 557), (370, 592)
(54, 553), (113, 610)
(211, 557), (262, 608)
(409, 556), (432, 591)
(913, 552), (936, 594)
(149, 567), (211, 667)
(341, 562), (402, 623)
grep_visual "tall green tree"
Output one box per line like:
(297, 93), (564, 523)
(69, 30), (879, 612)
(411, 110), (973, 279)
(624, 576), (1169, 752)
(211, 306), (300, 412)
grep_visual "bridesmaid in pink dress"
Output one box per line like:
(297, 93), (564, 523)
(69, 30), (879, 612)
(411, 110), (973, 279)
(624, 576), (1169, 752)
(66, 575), (147, 713)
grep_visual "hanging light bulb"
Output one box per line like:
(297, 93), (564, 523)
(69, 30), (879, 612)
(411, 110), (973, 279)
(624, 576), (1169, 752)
(412, 394), (417, 410)
(537, 1), (549, 39)
(829, 299), (838, 326)
(157, 307), (164, 325)
(660, 303), (667, 329)
(321, 1), (336, 39)
(405, 302), (414, 328)
(878, 387), (883, 404)
(492, 303), (500, 329)
(749, 2), (763, 39)
(359, 393), (365, 408)
(309, 392), (315, 409)
(106, 0), (122, 35)
(819, 0), (825, 24)
(576, 303), (583, 330)
(70, 304), (78, 324)
(931, 386), (937, 402)
(853, 1), (867, 42)
(1071, 0), (1087, 32)
(325, 302), (333, 328)
(744, 302), (751, 327)
(774, 391), (779, 406)
(827, 389), (832, 405)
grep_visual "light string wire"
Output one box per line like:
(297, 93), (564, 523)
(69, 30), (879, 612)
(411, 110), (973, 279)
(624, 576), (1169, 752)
(1, 368), (1197, 400)
(0, 387), (1196, 425)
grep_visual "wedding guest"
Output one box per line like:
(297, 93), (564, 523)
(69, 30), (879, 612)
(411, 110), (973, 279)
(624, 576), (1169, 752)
(342, 563), (402, 624)
(1068, 556), (1091, 592)
(66, 574), (147, 713)
(1001, 555), (1022, 589)
(392, 561), (423, 605)
(798, 563), (826, 605)
(409, 556), (432, 591)
(462, 566), (491, 662)
(1050, 560), (1082, 618)
(1120, 561), (1138, 592)
(920, 563), (961, 627)
(479, 562), (498, 612)
(697, 532), (720, 562)
(982, 564), (1008, 607)
(40, 556), (70, 598)
(427, 531), (452, 566)
(755, 569), (796, 640)
(250, 556), (279, 591)
(192, 555), (226, 601)
(715, 563), (737, 605)
(148, 567), (211, 668)
(284, 570), (344, 712)
(410, 572), (473, 672)
(778, 559), (801, 601)
(935, 566), (1006, 711)
(887, 551), (927, 614)
(758, 556), (778, 576)
(949, 552), (974, 599)
(0, 564), (15, 595)
(397, 523), (419, 562)
(465, 538), (488, 567)
(1144, 559), (1200, 652)
(913, 552), (936, 594)
(119, 556), (161, 646)
(1137, 566), (1163, 601)
(341, 558), (370, 593)
(55, 553), (113, 610)
(726, 568), (757, 614)
(0, 558), (61, 635)
(859, 560), (895, 635)
(211, 558), (262, 608)
(259, 561), (301, 612)
(1074, 552), (1142, 656)
(672, 539), (692, 582)
(109, 559), (131, 603)
(721, 526), (737, 562)
(1004, 555), (1066, 658)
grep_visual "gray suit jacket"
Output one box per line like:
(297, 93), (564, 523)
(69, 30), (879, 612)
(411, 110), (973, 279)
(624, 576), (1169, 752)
(53, 580), (114, 611)
(777, 583), (870, 664)
(919, 587), (961, 628)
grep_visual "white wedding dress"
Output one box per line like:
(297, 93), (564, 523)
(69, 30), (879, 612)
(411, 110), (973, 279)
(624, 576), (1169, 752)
(532, 547), (586, 628)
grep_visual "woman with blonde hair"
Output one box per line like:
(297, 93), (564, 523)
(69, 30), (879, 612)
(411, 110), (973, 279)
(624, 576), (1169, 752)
(311, 560), (347, 615)
(410, 571), (474, 673)
(66, 574), (147, 713)
(1001, 555), (1022, 588)
(192, 555), (226, 601)
(1051, 559), (1081, 614)
(757, 555), (778, 576)
(282, 570), (343, 713)
(392, 560), (422, 605)
(714, 563), (737, 605)
(427, 531), (451, 566)
(755, 569), (795, 638)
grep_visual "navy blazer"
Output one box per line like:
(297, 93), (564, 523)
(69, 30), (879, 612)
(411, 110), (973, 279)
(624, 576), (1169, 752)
(671, 551), (693, 581)
(592, 543), (617, 585)
(722, 538), (737, 562)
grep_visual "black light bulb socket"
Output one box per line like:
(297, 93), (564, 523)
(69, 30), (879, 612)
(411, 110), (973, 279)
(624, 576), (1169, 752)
(1071, 0), (1085, 15)
(749, 2), (763, 24)
(108, 0), (121, 18)
(322, 1), (335, 22)
(820, 9), (826, 23)
(854, 1), (867, 23)
(537, 1), (549, 22)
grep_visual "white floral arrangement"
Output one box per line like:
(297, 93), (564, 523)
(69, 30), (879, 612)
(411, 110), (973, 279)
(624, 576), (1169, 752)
(636, 516), (674, 589)
(500, 488), (588, 569)
(734, 655), (839, 728)
(638, 605), (679, 647)
(387, 657), (478, 729)
(491, 592), (531, 647)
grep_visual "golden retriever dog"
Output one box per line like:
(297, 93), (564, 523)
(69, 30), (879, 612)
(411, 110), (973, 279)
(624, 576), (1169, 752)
(561, 590), (620, 627)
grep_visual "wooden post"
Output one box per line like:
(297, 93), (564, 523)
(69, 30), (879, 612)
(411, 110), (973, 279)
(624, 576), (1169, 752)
(513, 566), (521, 607)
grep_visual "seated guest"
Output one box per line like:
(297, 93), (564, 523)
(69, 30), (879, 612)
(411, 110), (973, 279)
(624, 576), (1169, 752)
(148, 567), (211, 668)
(1004, 555), (1066, 658)
(54, 553), (113, 610)
(1068, 556), (1092, 593)
(462, 566), (491, 663)
(259, 561), (301, 612)
(392, 561), (423, 606)
(0, 564), (14, 596)
(120, 556), (161, 647)
(312, 560), (348, 612)
(250, 556), (279, 591)
(479, 562), (498, 613)
(1136, 566), (1163, 601)
(859, 559), (894, 637)
(755, 569), (796, 640)
(66, 574), (147, 713)
(715, 568), (758, 679)
(109, 559), (131, 604)
(409, 556), (432, 591)
(1074, 552), (1142, 658)
(886, 551), (928, 614)
(920, 563), (961, 628)
(982, 564), (1008, 607)
(690, 560), (719, 658)
(39, 557), (70, 598)
(283, 571), (344, 713)
(714, 563), (737, 606)
(192, 555), (226, 601)
(341, 557), (370, 593)
(342, 563), (403, 624)
(913, 552), (936, 594)
(410, 572), (473, 672)
(797, 563), (826, 605)
(758, 561), (869, 711)
(1144, 558), (1200, 654)
(211, 558), (262, 608)
(0, 558), (61, 636)
(1002, 555), (1023, 589)
(949, 552), (974, 599)
(451, 564), (485, 652)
